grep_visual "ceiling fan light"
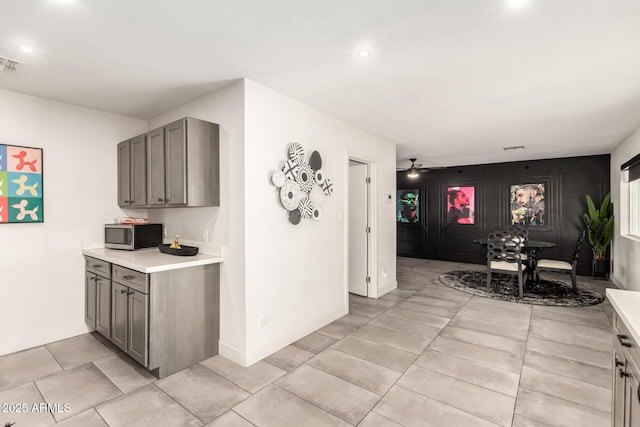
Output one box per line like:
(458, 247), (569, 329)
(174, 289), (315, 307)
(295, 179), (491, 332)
(407, 168), (419, 178)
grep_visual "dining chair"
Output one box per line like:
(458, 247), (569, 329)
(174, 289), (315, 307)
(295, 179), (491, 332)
(505, 224), (529, 241)
(534, 230), (586, 292)
(487, 231), (528, 299)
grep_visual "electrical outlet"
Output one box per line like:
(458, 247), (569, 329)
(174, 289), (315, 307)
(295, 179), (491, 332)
(260, 315), (269, 328)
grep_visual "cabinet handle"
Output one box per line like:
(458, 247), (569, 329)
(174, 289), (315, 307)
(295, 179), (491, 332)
(158, 198), (164, 202)
(127, 290), (134, 295)
(89, 276), (96, 281)
(620, 369), (630, 378)
(122, 275), (135, 280)
(124, 200), (130, 203)
(91, 264), (102, 268)
(120, 289), (127, 294)
(616, 358), (625, 367)
(618, 334), (633, 347)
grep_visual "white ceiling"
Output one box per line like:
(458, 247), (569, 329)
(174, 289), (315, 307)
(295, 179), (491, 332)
(1, 0), (639, 168)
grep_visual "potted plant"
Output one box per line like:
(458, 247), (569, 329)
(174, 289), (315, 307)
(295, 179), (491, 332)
(583, 192), (614, 277)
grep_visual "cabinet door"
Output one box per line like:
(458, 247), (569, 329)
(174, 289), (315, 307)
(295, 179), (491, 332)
(165, 119), (187, 206)
(84, 272), (96, 329)
(117, 140), (131, 206)
(111, 282), (128, 352)
(128, 289), (149, 367)
(614, 342), (627, 427)
(130, 134), (147, 207)
(95, 276), (111, 338)
(147, 127), (166, 206)
(626, 361), (640, 427)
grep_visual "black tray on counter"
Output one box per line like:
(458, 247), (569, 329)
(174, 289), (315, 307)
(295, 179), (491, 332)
(158, 244), (199, 257)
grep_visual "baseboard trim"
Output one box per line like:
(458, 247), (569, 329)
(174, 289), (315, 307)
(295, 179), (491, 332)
(378, 281), (398, 298)
(218, 341), (247, 367)
(611, 275), (625, 290)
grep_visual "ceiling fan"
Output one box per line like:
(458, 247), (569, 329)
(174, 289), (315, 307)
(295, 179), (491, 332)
(397, 158), (444, 177)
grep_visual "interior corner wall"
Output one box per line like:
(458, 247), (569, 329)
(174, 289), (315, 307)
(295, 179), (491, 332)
(242, 79), (396, 366)
(0, 89), (147, 356)
(145, 80), (247, 364)
(611, 127), (640, 291)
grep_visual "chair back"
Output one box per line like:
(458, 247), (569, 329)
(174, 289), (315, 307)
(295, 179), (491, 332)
(572, 230), (586, 264)
(505, 224), (529, 241)
(487, 231), (524, 265)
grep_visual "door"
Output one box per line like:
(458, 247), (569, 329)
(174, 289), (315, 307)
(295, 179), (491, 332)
(117, 140), (131, 206)
(111, 282), (128, 352)
(85, 272), (96, 329)
(349, 161), (368, 296)
(146, 127), (166, 206)
(128, 289), (149, 367)
(165, 119), (187, 206)
(95, 275), (111, 337)
(626, 358), (640, 427)
(130, 134), (147, 207)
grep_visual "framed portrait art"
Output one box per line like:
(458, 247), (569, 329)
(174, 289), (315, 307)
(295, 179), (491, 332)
(446, 186), (475, 225)
(397, 189), (420, 224)
(0, 144), (44, 224)
(509, 183), (545, 227)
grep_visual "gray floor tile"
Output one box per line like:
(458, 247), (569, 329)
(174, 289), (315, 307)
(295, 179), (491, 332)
(332, 335), (417, 372)
(415, 350), (520, 397)
(233, 385), (350, 427)
(532, 305), (611, 330)
(275, 365), (379, 425)
(407, 294), (465, 310)
(200, 355), (286, 393)
(511, 414), (554, 426)
(333, 313), (372, 328)
(46, 333), (116, 370)
(54, 409), (108, 427)
(354, 324), (430, 354)
(293, 332), (338, 354)
(440, 325), (526, 357)
(264, 345), (315, 372)
(316, 321), (357, 339)
(524, 351), (612, 389)
(383, 306), (450, 329)
(35, 363), (121, 421)
(96, 383), (202, 427)
(456, 306), (531, 329)
(397, 365), (515, 426)
(349, 302), (386, 318)
(307, 348), (401, 395)
(0, 346), (62, 392)
(526, 336), (611, 368)
(93, 353), (155, 394)
(448, 313), (529, 340)
(369, 315), (443, 340)
(350, 294), (397, 309)
(465, 296), (532, 317)
(514, 387), (610, 427)
(379, 292), (411, 303)
(0, 382), (55, 427)
(204, 410), (255, 426)
(396, 300), (458, 318)
(358, 411), (405, 426)
(529, 317), (611, 350)
(373, 385), (499, 427)
(519, 365), (611, 413)
(156, 364), (251, 423)
(429, 336), (523, 373)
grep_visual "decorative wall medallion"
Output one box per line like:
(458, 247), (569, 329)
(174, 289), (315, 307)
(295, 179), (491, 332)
(271, 143), (332, 225)
(280, 180), (301, 211)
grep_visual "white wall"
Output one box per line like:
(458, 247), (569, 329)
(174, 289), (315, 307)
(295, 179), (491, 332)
(243, 80), (396, 365)
(611, 126), (640, 291)
(146, 81), (247, 362)
(0, 89), (147, 356)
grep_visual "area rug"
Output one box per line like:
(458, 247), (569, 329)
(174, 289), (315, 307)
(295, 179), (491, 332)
(438, 270), (604, 307)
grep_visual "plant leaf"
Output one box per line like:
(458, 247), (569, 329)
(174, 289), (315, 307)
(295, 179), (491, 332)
(586, 195), (597, 220)
(599, 193), (611, 222)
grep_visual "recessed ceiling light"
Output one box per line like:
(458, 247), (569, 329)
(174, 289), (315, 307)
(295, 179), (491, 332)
(19, 46), (33, 53)
(508, 0), (530, 8)
(358, 50), (370, 57)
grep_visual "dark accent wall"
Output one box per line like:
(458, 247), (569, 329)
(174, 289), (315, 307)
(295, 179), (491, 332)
(397, 155), (610, 276)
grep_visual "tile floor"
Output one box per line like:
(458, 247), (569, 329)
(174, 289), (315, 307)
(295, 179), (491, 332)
(0, 257), (616, 426)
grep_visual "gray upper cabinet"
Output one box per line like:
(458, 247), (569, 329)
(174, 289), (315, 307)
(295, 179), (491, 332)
(117, 134), (147, 207)
(124, 117), (219, 208)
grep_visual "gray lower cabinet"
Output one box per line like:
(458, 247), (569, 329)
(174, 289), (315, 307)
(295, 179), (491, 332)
(612, 313), (640, 427)
(85, 256), (111, 338)
(85, 255), (219, 379)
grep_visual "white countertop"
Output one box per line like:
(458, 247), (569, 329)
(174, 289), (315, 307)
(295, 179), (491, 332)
(83, 247), (223, 273)
(607, 289), (640, 345)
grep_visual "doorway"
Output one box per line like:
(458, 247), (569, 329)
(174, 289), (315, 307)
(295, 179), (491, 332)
(348, 159), (369, 297)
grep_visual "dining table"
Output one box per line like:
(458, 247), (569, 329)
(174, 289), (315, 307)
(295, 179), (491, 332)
(473, 238), (556, 282)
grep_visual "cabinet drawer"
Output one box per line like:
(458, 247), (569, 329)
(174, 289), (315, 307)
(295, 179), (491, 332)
(113, 264), (148, 294)
(85, 256), (111, 278)
(614, 313), (640, 363)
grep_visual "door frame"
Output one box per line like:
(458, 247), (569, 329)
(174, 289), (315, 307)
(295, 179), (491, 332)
(345, 152), (378, 299)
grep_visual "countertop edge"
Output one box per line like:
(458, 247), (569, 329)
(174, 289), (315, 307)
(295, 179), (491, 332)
(607, 289), (640, 346)
(83, 248), (223, 274)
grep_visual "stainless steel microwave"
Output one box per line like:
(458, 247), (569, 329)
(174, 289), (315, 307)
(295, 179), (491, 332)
(104, 223), (163, 250)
